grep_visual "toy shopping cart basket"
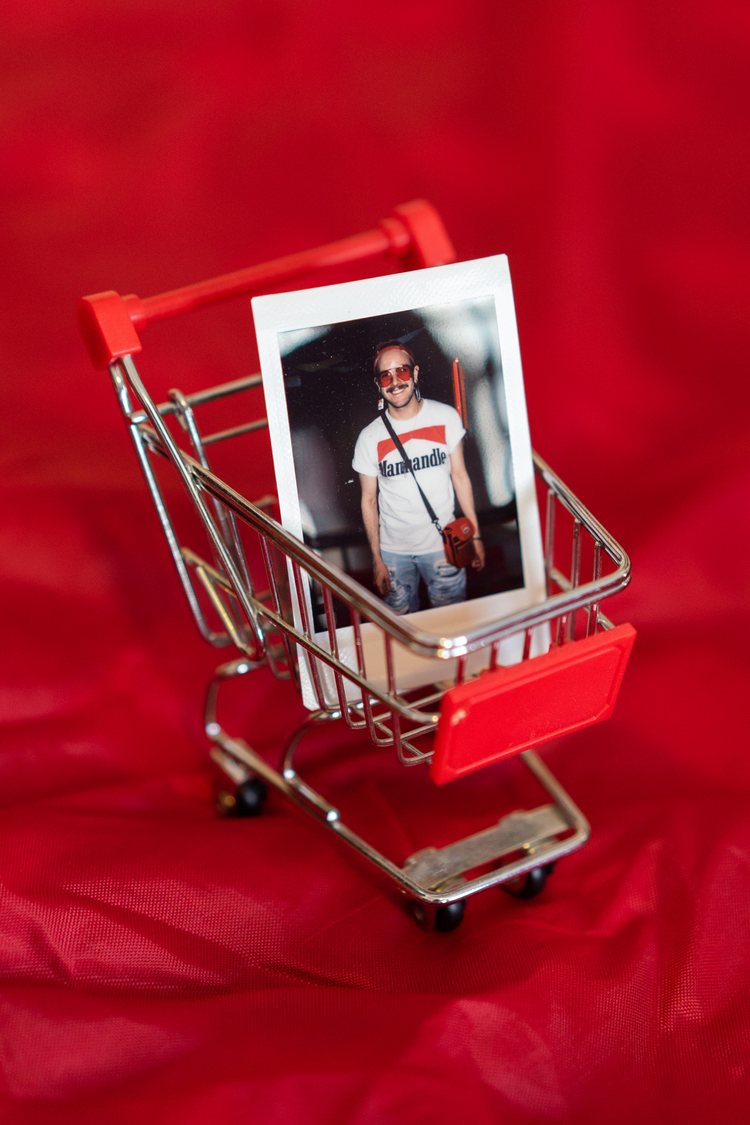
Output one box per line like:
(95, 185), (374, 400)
(79, 201), (635, 931)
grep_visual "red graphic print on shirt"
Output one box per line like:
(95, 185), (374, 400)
(376, 424), (447, 463)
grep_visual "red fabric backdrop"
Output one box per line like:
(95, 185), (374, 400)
(2, 2), (749, 1121)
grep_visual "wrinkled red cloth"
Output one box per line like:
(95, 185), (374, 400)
(2, 3), (749, 1122)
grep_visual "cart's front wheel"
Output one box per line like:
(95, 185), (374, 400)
(411, 899), (466, 932)
(502, 862), (555, 900)
(217, 777), (268, 818)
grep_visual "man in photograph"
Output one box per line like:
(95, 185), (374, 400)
(353, 340), (485, 615)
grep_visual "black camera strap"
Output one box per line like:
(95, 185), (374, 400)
(380, 410), (444, 537)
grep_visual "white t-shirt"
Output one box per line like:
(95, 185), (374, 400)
(352, 399), (465, 555)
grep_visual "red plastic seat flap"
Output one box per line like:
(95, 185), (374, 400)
(430, 623), (637, 785)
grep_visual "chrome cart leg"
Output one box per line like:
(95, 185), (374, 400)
(205, 658), (271, 817)
(206, 685), (469, 917)
(205, 662), (591, 930)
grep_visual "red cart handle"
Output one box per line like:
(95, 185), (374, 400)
(79, 200), (456, 369)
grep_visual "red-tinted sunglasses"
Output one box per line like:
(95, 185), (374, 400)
(377, 364), (413, 388)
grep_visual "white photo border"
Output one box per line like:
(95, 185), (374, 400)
(252, 255), (547, 709)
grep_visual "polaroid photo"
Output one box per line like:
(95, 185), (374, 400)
(252, 255), (548, 709)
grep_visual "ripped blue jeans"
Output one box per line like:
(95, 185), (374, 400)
(380, 549), (467, 615)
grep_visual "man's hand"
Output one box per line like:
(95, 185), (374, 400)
(472, 539), (486, 571)
(373, 558), (391, 596)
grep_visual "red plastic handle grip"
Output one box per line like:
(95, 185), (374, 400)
(79, 200), (456, 369)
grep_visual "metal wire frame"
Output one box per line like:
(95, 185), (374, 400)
(203, 659), (591, 909)
(107, 353), (632, 768)
(83, 201), (636, 918)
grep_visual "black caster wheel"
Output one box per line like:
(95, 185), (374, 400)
(502, 862), (555, 900)
(217, 777), (268, 818)
(411, 899), (466, 932)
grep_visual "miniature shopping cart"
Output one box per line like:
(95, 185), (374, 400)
(79, 201), (635, 931)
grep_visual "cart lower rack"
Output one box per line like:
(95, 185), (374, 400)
(80, 201), (635, 930)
